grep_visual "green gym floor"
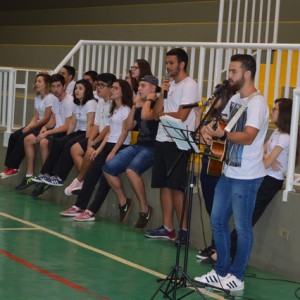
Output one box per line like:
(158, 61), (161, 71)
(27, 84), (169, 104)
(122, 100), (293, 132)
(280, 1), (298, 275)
(0, 185), (299, 300)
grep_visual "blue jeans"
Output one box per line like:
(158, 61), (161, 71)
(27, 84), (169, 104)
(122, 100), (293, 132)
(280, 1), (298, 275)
(103, 144), (155, 176)
(211, 174), (263, 280)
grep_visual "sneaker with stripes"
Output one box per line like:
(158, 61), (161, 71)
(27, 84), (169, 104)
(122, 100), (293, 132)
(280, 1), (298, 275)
(73, 210), (95, 222)
(42, 175), (64, 186)
(219, 274), (244, 292)
(194, 270), (225, 289)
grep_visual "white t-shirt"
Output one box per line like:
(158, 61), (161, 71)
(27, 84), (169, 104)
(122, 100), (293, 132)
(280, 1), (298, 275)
(34, 93), (55, 120)
(265, 129), (290, 180)
(156, 76), (200, 142)
(222, 93), (269, 179)
(93, 90), (102, 101)
(107, 105), (131, 144)
(72, 99), (97, 132)
(94, 98), (112, 133)
(51, 94), (74, 128)
(66, 80), (76, 95)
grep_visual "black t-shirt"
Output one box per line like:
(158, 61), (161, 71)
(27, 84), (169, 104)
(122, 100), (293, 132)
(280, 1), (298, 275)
(133, 105), (159, 147)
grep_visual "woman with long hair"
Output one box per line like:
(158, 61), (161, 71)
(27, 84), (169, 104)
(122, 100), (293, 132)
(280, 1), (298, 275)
(130, 59), (152, 94)
(60, 80), (134, 222)
(1, 73), (54, 179)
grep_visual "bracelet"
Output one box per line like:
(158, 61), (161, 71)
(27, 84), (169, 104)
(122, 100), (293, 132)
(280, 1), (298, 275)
(146, 99), (154, 102)
(220, 131), (227, 141)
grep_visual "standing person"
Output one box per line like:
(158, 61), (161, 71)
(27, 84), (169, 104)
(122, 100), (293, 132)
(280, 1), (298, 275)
(194, 54), (269, 292)
(60, 80), (133, 222)
(0, 73), (54, 179)
(15, 74), (73, 190)
(64, 73), (116, 195)
(31, 79), (97, 197)
(229, 97), (292, 259)
(103, 75), (160, 228)
(59, 65), (76, 95)
(145, 48), (199, 244)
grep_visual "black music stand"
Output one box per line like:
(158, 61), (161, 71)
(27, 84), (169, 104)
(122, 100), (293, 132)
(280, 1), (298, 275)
(150, 116), (207, 300)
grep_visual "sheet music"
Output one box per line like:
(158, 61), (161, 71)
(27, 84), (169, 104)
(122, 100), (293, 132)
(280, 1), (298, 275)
(160, 115), (200, 153)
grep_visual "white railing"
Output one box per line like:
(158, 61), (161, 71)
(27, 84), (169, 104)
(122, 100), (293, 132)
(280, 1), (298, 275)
(283, 89), (300, 201)
(0, 67), (15, 131)
(54, 40), (300, 105)
(0, 40), (299, 202)
(0, 68), (52, 132)
(218, 0), (281, 43)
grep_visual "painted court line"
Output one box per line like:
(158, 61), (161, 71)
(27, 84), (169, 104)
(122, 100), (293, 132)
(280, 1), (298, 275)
(0, 212), (224, 300)
(0, 227), (39, 231)
(0, 249), (109, 300)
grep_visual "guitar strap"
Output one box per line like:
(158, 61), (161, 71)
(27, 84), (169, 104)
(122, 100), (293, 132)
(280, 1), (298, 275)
(224, 91), (261, 133)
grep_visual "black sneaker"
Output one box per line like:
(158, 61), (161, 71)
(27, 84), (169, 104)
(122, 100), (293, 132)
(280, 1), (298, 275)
(201, 256), (216, 266)
(196, 246), (215, 260)
(31, 183), (52, 198)
(15, 175), (36, 191)
(119, 198), (133, 223)
(134, 205), (153, 230)
(175, 229), (189, 247)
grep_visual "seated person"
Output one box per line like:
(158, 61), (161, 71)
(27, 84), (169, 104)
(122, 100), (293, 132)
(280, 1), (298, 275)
(59, 65), (76, 95)
(64, 73), (116, 195)
(15, 74), (73, 190)
(31, 79), (97, 197)
(60, 80), (133, 222)
(83, 70), (98, 93)
(103, 75), (160, 229)
(1, 73), (54, 179)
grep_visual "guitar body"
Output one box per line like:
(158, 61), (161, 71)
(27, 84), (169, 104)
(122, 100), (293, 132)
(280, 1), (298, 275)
(207, 140), (226, 177)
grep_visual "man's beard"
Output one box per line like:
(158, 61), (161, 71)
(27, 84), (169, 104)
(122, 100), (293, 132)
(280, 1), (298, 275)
(231, 77), (245, 91)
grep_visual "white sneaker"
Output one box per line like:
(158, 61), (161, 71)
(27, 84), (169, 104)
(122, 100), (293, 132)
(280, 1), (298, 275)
(219, 273), (245, 292)
(64, 178), (83, 196)
(194, 270), (225, 289)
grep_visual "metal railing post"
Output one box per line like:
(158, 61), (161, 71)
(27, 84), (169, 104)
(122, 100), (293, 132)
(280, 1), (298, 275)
(283, 88), (300, 201)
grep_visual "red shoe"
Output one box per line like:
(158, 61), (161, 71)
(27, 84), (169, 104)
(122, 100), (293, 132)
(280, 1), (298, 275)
(74, 210), (95, 222)
(0, 167), (8, 177)
(60, 206), (82, 217)
(1, 168), (19, 179)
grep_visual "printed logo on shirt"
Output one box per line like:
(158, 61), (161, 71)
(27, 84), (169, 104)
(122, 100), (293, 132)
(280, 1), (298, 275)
(225, 102), (247, 167)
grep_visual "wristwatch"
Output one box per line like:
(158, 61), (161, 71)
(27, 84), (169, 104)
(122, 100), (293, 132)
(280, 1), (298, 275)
(220, 131), (227, 141)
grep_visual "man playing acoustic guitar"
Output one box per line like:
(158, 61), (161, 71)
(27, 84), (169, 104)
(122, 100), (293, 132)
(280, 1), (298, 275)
(194, 54), (269, 292)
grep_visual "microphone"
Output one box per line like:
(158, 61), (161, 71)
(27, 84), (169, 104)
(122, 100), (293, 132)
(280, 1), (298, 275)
(163, 73), (170, 99)
(212, 79), (229, 96)
(182, 80), (229, 109)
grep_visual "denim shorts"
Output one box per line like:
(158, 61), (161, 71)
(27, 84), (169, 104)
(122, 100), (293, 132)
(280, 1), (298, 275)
(103, 144), (155, 176)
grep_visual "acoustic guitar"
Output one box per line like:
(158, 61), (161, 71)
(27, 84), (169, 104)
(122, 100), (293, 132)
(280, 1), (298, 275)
(206, 121), (226, 177)
(207, 140), (226, 176)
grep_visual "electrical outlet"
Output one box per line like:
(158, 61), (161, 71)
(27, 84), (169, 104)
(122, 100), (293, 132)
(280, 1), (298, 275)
(279, 228), (290, 240)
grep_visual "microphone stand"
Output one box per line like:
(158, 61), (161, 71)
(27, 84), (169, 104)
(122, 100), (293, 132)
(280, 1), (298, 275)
(192, 92), (222, 140)
(150, 147), (207, 300)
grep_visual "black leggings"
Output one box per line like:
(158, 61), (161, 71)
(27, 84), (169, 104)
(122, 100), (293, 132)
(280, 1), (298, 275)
(5, 127), (42, 169)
